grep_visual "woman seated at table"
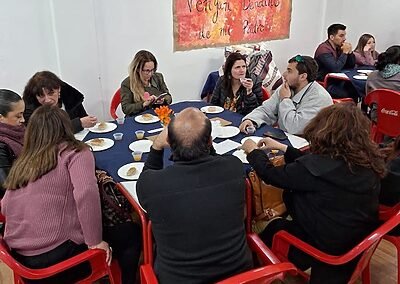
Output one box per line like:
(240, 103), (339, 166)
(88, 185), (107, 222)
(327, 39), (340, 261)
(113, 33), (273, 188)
(242, 103), (386, 284)
(366, 45), (400, 94)
(2, 105), (111, 283)
(23, 71), (97, 133)
(121, 50), (172, 116)
(353, 33), (379, 66)
(211, 52), (263, 115)
(0, 89), (25, 198)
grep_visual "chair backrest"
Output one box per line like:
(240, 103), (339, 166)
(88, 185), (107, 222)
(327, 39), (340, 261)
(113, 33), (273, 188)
(364, 89), (400, 141)
(261, 87), (270, 101)
(110, 88), (121, 119)
(272, 208), (400, 283)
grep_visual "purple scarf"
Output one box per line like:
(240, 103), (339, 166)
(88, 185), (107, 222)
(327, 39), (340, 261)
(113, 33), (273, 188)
(0, 122), (25, 157)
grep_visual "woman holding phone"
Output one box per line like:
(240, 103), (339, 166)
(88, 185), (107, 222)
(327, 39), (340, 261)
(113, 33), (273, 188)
(211, 52), (263, 115)
(120, 50), (172, 116)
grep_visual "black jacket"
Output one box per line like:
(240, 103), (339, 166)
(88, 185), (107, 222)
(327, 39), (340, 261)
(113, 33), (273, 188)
(247, 147), (380, 255)
(211, 73), (263, 115)
(0, 142), (15, 197)
(137, 148), (252, 283)
(24, 82), (88, 133)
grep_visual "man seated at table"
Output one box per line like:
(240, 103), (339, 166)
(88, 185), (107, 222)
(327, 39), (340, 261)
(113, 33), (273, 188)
(136, 108), (253, 283)
(314, 23), (358, 101)
(239, 55), (332, 135)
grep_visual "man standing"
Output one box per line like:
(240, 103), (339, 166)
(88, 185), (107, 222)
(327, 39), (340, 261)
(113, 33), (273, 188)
(137, 108), (252, 283)
(239, 55), (332, 135)
(314, 23), (357, 100)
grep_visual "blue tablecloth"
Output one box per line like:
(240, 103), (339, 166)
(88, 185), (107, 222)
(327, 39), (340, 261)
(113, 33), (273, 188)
(343, 66), (375, 98)
(85, 101), (290, 182)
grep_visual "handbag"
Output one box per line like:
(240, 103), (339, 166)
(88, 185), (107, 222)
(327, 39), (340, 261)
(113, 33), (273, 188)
(96, 170), (133, 227)
(248, 155), (287, 222)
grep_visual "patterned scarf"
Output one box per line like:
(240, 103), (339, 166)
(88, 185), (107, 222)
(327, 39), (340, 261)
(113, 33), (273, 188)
(0, 122), (25, 156)
(380, 64), (400, 79)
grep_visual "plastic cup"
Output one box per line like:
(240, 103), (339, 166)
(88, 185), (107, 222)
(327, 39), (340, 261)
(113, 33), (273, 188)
(116, 117), (125, 125)
(135, 130), (145, 140)
(113, 133), (123, 141)
(246, 126), (256, 135)
(132, 151), (143, 161)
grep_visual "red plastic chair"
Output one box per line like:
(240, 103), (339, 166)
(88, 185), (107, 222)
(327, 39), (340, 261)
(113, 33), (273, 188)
(109, 88), (121, 119)
(0, 236), (120, 283)
(140, 178), (295, 284)
(140, 220), (296, 284)
(262, 87), (270, 101)
(364, 89), (400, 143)
(270, 208), (400, 284)
(378, 203), (400, 283)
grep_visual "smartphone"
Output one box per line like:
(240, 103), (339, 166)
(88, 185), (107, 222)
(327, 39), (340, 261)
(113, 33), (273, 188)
(263, 130), (287, 140)
(153, 93), (168, 105)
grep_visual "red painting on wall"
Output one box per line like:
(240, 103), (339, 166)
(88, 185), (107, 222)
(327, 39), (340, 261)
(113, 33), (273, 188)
(173, 0), (292, 51)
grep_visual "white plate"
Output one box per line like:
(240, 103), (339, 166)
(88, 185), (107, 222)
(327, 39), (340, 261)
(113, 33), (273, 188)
(232, 149), (248, 164)
(353, 75), (368, 80)
(134, 114), (160, 124)
(89, 122), (117, 133)
(216, 126), (240, 139)
(85, 138), (114, 151)
(357, 70), (373, 75)
(200, 106), (224, 114)
(241, 136), (263, 145)
(118, 162), (145, 180)
(129, 140), (153, 153)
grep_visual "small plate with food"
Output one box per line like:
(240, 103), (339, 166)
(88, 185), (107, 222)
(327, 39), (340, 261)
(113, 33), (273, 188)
(134, 113), (160, 124)
(240, 136), (263, 145)
(85, 138), (114, 151)
(118, 162), (145, 180)
(200, 106), (224, 114)
(89, 122), (117, 133)
(216, 126), (240, 139)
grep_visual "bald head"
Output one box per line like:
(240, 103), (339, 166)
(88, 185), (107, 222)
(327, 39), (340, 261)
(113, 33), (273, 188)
(168, 107), (212, 161)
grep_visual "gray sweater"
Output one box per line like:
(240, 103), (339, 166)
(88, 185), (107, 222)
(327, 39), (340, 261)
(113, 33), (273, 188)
(242, 81), (333, 135)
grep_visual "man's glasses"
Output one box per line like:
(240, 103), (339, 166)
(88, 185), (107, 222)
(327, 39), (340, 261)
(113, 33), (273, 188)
(142, 69), (156, 74)
(294, 55), (304, 63)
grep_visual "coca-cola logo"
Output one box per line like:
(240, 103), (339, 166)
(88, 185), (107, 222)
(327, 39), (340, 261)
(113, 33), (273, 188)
(381, 108), (399, 117)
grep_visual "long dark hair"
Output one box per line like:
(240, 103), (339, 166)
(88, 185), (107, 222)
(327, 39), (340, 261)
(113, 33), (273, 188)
(5, 105), (88, 189)
(354, 34), (375, 57)
(0, 89), (22, 116)
(381, 136), (400, 163)
(376, 45), (400, 71)
(303, 103), (386, 177)
(223, 52), (248, 99)
(23, 71), (62, 106)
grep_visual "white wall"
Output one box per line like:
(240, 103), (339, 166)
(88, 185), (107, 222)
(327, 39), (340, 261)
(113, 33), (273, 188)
(324, 0), (400, 53)
(0, 0), (398, 120)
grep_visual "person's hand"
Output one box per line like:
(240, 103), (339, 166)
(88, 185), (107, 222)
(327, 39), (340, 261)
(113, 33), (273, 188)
(240, 78), (254, 95)
(241, 139), (258, 154)
(239, 120), (254, 134)
(363, 45), (372, 52)
(153, 127), (170, 150)
(279, 82), (291, 100)
(257, 137), (288, 152)
(89, 241), (112, 266)
(143, 95), (156, 107)
(341, 42), (352, 54)
(80, 115), (98, 128)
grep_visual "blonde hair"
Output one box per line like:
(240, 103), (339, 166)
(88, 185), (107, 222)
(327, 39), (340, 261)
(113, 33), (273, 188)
(128, 50), (158, 103)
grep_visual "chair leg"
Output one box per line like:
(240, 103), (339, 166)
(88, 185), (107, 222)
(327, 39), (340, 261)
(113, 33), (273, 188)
(361, 264), (371, 284)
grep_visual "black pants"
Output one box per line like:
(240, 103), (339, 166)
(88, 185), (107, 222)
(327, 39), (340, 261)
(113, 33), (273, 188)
(260, 219), (357, 284)
(103, 221), (142, 284)
(12, 240), (91, 284)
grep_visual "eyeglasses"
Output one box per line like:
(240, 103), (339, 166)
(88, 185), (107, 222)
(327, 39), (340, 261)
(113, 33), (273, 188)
(141, 69), (156, 74)
(294, 55), (304, 63)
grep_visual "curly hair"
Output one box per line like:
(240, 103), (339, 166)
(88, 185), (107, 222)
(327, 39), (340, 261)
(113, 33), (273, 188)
(380, 136), (400, 163)
(303, 103), (386, 177)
